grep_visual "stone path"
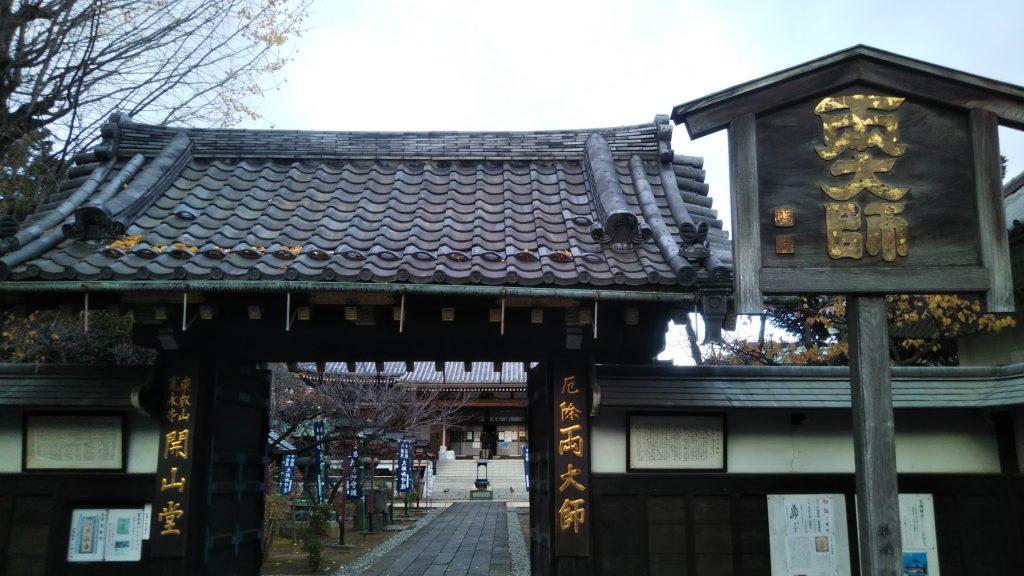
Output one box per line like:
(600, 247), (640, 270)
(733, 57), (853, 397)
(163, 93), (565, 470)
(352, 502), (511, 576)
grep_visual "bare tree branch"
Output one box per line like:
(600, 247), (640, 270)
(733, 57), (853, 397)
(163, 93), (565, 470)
(2, 0), (310, 170)
(268, 364), (472, 458)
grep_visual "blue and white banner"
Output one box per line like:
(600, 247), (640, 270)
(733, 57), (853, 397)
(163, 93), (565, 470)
(345, 446), (362, 498)
(279, 454), (296, 496)
(523, 445), (529, 490)
(397, 441), (414, 493)
(312, 421), (326, 503)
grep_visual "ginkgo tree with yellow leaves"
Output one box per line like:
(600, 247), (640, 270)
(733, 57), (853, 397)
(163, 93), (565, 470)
(700, 294), (1017, 367)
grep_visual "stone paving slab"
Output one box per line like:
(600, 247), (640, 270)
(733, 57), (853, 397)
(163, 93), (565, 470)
(354, 502), (511, 576)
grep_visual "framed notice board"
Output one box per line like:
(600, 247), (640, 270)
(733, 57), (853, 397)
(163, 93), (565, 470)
(23, 414), (125, 471)
(628, 413), (725, 472)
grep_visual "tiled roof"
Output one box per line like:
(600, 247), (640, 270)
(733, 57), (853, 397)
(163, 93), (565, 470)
(1004, 172), (1024, 298)
(0, 114), (733, 291)
(0, 364), (152, 409)
(596, 362), (1024, 409)
(1005, 171), (1024, 231)
(297, 361), (527, 389)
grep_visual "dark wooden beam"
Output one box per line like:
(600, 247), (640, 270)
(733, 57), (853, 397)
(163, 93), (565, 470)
(992, 411), (1021, 473)
(972, 108), (1014, 312)
(728, 113), (762, 314)
(131, 297), (672, 363)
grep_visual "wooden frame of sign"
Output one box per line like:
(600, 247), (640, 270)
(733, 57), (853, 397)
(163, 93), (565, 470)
(672, 45), (1024, 315)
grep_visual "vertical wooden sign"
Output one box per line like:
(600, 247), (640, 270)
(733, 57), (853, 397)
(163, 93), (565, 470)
(150, 374), (196, 557)
(551, 359), (590, 557)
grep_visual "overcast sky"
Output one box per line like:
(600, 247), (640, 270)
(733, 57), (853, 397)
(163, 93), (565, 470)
(247, 0), (1024, 198)
(243, 0), (1024, 363)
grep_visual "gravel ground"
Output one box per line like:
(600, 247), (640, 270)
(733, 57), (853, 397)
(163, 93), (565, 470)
(507, 509), (530, 576)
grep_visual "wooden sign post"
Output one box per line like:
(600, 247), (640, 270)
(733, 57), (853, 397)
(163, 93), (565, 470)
(849, 296), (900, 572)
(673, 45), (1024, 575)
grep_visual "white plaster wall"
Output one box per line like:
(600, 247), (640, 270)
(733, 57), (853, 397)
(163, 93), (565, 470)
(0, 410), (160, 473)
(0, 411), (22, 473)
(126, 413), (160, 473)
(727, 412), (854, 473)
(591, 409), (1000, 474)
(957, 313), (1024, 366)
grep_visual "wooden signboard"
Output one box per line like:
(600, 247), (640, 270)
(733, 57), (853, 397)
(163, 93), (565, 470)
(150, 374), (196, 557)
(627, 413), (725, 472)
(758, 92), (981, 291)
(551, 358), (590, 557)
(672, 45), (1024, 315)
(24, 414), (125, 471)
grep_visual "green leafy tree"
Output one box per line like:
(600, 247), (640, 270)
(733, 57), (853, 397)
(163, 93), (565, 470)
(304, 502), (332, 572)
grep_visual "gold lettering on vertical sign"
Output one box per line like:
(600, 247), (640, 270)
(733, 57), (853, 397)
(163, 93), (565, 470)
(166, 376), (192, 422)
(558, 498), (586, 533)
(558, 463), (586, 492)
(816, 95), (909, 261)
(558, 424), (584, 457)
(155, 374), (194, 550)
(554, 369), (588, 541)
(559, 401), (581, 421)
(163, 430), (189, 460)
(158, 501), (184, 535)
(160, 467), (187, 493)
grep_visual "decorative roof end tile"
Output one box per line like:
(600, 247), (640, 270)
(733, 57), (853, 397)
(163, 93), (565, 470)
(584, 133), (640, 246)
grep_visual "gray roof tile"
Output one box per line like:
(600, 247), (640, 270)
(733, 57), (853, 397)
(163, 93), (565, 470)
(4, 116), (735, 289)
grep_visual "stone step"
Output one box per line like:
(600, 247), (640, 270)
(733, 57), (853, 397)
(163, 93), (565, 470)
(431, 459), (527, 501)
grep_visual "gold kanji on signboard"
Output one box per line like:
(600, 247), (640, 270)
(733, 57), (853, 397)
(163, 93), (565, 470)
(558, 498), (586, 533)
(158, 501), (185, 535)
(160, 466), (187, 493)
(558, 424), (584, 457)
(164, 429), (189, 460)
(558, 463), (586, 493)
(815, 94), (909, 262)
(559, 401), (581, 422)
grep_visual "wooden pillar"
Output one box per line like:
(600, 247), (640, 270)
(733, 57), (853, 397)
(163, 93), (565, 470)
(848, 296), (902, 575)
(202, 360), (271, 574)
(527, 360), (553, 576)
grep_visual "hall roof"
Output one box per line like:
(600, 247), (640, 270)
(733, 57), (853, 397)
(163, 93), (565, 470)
(0, 114), (732, 296)
(1005, 170), (1024, 230)
(596, 362), (1024, 410)
(297, 361), (527, 392)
